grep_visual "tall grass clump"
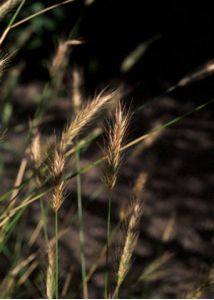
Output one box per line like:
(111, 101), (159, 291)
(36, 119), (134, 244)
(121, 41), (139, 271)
(47, 89), (118, 298)
(0, 1), (213, 299)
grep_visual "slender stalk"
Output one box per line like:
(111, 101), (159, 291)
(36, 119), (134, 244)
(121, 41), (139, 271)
(40, 199), (48, 246)
(112, 286), (119, 299)
(55, 211), (59, 299)
(76, 149), (88, 299)
(105, 191), (112, 298)
(0, 0), (26, 46)
(11, 0), (75, 29)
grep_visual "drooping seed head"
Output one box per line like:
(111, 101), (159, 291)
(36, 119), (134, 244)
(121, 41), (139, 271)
(50, 39), (83, 76)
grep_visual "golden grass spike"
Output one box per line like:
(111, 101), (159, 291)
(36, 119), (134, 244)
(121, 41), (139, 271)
(46, 244), (55, 299)
(50, 149), (65, 180)
(113, 172), (147, 298)
(104, 101), (130, 190)
(0, 0), (21, 20)
(30, 133), (42, 169)
(50, 39), (83, 76)
(50, 148), (66, 212)
(61, 89), (119, 152)
(51, 181), (66, 212)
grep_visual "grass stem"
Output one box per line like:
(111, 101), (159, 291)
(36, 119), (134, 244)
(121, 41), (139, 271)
(105, 191), (112, 298)
(40, 199), (48, 246)
(55, 211), (59, 299)
(76, 149), (88, 299)
(0, 0), (26, 46)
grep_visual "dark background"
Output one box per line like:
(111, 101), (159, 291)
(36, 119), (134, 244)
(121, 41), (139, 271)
(5, 0), (214, 95)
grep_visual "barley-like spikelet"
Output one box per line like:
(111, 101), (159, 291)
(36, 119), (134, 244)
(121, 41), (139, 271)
(50, 89), (117, 210)
(0, 0), (21, 20)
(50, 148), (66, 212)
(51, 181), (66, 212)
(50, 149), (65, 181)
(61, 89), (118, 152)
(30, 133), (42, 168)
(113, 173), (147, 298)
(46, 244), (55, 299)
(50, 40), (83, 76)
(104, 101), (130, 190)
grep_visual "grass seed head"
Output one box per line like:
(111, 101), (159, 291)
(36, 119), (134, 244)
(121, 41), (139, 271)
(50, 39), (83, 76)
(49, 147), (66, 212)
(0, 0), (21, 20)
(115, 172), (147, 294)
(30, 133), (42, 168)
(51, 181), (66, 212)
(61, 89), (119, 152)
(104, 101), (130, 190)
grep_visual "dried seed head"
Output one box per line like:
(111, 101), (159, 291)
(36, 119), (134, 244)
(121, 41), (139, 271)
(0, 0), (21, 20)
(61, 89), (118, 152)
(132, 172), (147, 198)
(49, 89), (118, 212)
(114, 172), (147, 296)
(104, 101), (130, 190)
(49, 144), (66, 212)
(51, 181), (66, 212)
(30, 133), (42, 168)
(50, 149), (65, 180)
(50, 39), (83, 76)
